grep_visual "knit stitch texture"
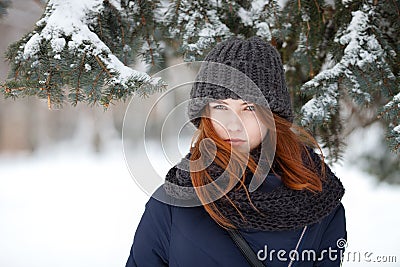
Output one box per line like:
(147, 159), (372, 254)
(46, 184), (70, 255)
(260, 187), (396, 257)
(163, 145), (345, 231)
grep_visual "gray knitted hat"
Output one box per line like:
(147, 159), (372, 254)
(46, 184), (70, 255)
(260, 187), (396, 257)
(188, 36), (293, 128)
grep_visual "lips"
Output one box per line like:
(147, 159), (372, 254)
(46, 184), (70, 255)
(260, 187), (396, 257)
(225, 139), (245, 147)
(225, 138), (245, 143)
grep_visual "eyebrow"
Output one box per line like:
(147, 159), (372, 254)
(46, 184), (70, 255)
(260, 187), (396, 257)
(211, 100), (253, 105)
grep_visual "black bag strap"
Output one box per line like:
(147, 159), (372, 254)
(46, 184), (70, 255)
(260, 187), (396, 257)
(226, 229), (266, 267)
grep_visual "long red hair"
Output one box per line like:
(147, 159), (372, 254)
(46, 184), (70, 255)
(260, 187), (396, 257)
(189, 104), (326, 229)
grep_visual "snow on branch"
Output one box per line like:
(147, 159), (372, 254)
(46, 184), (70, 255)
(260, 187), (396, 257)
(237, 0), (273, 40)
(165, 0), (232, 61)
(380, 92), (400, 152)
(37, 0), (160, 85)
(6, 0), (164, 108)
(300, 3), (395, 126)
(301, 82), (339, 126)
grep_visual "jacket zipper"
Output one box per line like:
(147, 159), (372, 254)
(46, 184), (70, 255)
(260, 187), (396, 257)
(287, 225), (308, 267)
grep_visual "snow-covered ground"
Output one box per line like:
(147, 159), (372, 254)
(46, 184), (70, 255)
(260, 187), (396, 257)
(0, 129), (399, 267)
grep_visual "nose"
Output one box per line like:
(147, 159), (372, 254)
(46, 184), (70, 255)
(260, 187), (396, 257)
(225, 112), (243, 133)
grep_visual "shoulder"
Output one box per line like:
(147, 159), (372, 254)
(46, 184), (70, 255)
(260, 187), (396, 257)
(322, 202), (346, 223)
(327, 202), (346, 225)
(318, 202), (346, 237)
(144, 165), (190, 217)
(145, 184), (174, 216)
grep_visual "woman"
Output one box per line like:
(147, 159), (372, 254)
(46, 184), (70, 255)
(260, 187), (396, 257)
(125, 36), (346, 267)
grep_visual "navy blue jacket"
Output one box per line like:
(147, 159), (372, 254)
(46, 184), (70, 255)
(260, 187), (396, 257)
(125, 172), (347, 267)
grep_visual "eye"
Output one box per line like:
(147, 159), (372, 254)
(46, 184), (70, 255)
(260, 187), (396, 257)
(212, 105), (227, 110)
(245, 105), (255, 111)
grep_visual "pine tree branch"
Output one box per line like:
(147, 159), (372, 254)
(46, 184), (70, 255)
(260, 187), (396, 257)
(92, 71), (104, 90)
(138, 0), (155, 66)
(97, 14), (103, 39)
(394, 142), (400, 151)
(0, 0), (10, 18)
(378, 103), (398, 117)
(1, 0), (398, 157)
(391, 0), (400, 16)
(3, 0), (164, 107)
(14, 64), (21, 79)
(44, 70), (52, 109)
(75, 53), (86, 105)
(117, 13), (126, 64)
(305, 20), (315, 78)
(95, 56), (112, 77)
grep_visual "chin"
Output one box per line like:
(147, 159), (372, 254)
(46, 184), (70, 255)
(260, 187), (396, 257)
(232, 146), (250, 154)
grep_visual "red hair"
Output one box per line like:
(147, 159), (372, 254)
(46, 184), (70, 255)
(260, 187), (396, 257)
(189, 104), (325, 229)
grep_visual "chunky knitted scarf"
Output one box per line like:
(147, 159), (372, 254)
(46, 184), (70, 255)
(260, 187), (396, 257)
(163, 145), (345, 231)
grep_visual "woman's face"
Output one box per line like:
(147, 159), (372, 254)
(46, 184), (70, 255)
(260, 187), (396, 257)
(208, 98), (268, 153)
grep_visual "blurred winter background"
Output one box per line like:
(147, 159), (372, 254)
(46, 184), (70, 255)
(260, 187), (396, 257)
(0, 0), (399, 267)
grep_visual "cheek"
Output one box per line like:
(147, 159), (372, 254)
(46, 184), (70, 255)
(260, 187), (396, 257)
(211, 119), (227, 136)
(244, 119), (267, 140)
(209, 111), (230, 133)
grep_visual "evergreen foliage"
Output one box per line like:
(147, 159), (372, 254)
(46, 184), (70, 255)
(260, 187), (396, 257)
(1, 0), (399, 166)
(0, 0), (10, 18)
